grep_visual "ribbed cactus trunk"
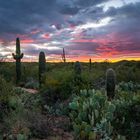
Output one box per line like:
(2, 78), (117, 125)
(106, 68), (116, 100)
(39, 51), (46, 88)
(89, 58), (92, 71)
(74, 61), (82, 86)
(12, 38), (24, 84)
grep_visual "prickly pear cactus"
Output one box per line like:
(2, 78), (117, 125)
(69, 89), (128, 139)
(12, 38), (24, 84)
(106, 68), (116, 100)
(39, 51), (46, 87)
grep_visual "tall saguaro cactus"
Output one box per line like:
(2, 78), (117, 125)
(12, 38), (24, 84)
(106, 68), (116, 100)
(62, 48), (66, 63)
(39, 51), (46, 87)
(74, 61), (81, 75)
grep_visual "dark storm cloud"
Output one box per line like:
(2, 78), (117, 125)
(60, 6), (80, 15)
(0, 0), (109, 38)
(0, 0), (62, 39)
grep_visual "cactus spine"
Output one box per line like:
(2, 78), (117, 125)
(62, 48), (66, 63)
(39, 51), (46, 87)
(106, 68), (116, 100)
(12, 38), (24, 84)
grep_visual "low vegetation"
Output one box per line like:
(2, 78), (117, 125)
(0, 56), (140, 139)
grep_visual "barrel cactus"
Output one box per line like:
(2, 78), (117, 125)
(39, 51), (46, 87)
(106, 68), (116, 99)
(12, 38), (24, 84)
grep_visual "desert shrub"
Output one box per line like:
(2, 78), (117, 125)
(116, 62), (140, 83)
(41, 69), (74, 105)
(69, 89), (140, 140)
(2, 94), (31, 139)
(117, 81), (140, 93)
(44, 101), (70, 116)
(24, 77), (39, 89)
(13, 87), (41, 111)
(1, 87), (41, 138)
(27, 112), (50, 138)
(0, 76), (14, 102)
(22, 63), (38, 81)
(0, 63), (15, 83)
(112, 94), (140, 139)
(0, 76), (14, 120)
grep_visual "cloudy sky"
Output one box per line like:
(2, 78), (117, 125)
(0, 0), (140, 62)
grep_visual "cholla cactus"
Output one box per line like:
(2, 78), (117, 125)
(12, 38), (24, 84)
(39, 51), (46, 87)
(106, 68), (116, 99)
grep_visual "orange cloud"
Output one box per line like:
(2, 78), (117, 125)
(42, 33), (51, 39)
(21, 39), (34, 43)
(30, 29), (41, 34)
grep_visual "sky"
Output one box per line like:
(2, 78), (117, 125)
(0, 0), (140, 62)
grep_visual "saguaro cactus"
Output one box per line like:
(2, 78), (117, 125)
(39, 51), (46, 87)
(74, 61), (82, 86)
(89, 58), (92, 71)
(74, 61), (81, 75)
(62, 48), (66, 63)
(12, 38), (24, 84)
(106, 68), (116, 99)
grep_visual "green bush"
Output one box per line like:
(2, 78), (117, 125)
(0, 76), (14, 120)
(117, 81), (140, 93)
(24, 77), (39, 89)
(0, 76), (14, 102)
(41, 69), (74, 105)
